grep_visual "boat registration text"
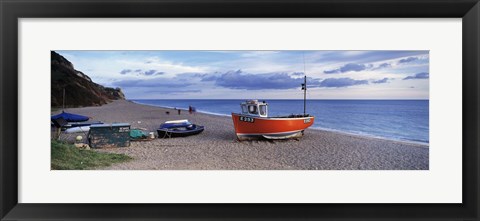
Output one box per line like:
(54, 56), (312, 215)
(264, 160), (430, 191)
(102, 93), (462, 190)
(239, 116), (255, 123)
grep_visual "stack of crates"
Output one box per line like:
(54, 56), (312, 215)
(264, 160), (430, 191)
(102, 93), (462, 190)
(88, 123), (131, 148)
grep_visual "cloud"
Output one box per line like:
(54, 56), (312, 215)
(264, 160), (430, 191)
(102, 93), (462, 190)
(113, 78), (191, 88)
(324, 62), (394, 73)
(403, 72), (429, 80)
(120, 69), (132, 75)
(372, 78), (390, 84)
(324, 63), (370, 74)
(318, 78), (369, 88)
(311, 51), (429, 64)
(144, 70), (156, 75)
(240, 51), (279, 57)
(207, 70), (319, 90)
(121, 69), (164, 76)
(371, 63), (391, 70)
(291, 72), (305, 76)
(200, 75), (218, 82)
(176, 73), (208, 80)
(144, 70), (164, 76)
(145, 89), (202, 94)
(398, 57), (419, 64)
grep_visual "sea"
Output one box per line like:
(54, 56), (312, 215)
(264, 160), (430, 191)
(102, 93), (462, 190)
(131, 99), (429, 144)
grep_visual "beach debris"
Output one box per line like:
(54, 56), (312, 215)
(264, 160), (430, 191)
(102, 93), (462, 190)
(128, 128), (156, 141)
(74, 143), (90, 149)
(130, 129), (155, 141)
(130, 129), (146, 139)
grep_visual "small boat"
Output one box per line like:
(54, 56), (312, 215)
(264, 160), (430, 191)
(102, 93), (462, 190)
(231, 77), (314, 141)
(62, 121), (104, 130)
(157, 120), (205, 138)
(65, 126), (91, 134)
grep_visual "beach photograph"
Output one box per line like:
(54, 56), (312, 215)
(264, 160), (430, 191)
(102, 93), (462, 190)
(50, 50), (429, 170)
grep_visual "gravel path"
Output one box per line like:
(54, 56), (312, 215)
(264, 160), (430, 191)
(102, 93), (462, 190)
(55, 100), (429, 170)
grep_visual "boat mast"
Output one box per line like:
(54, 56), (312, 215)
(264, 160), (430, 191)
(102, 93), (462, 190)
(302, 53), (307, 116)
(302, 76), (306, 115)
(63, 88), (65, 110)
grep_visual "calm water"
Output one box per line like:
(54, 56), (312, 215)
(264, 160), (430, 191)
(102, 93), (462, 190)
(132, 99), (429, 144)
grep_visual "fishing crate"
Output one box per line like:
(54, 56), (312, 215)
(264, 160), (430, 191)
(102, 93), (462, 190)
(88, 123), (131, 148)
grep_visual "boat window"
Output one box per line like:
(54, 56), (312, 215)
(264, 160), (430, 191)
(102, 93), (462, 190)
(248, 105), (258, 114)
(259, 105), (267, 116)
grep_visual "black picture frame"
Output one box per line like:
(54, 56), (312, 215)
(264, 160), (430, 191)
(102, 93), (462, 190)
(1, 0), (479, 220)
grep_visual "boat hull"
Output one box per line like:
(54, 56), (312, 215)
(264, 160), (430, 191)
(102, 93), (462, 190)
(61, 121), (104, 131)
(157, 125), (205, 138)
(65, 126), (91, 134)
(231, 113), (314, 140)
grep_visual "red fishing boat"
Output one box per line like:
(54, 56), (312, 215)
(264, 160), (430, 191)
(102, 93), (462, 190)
(231, 76), (315, 140)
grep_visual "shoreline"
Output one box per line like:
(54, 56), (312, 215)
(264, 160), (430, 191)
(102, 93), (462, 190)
(55, 100), (429, 170)
(130, 100), (429, 147)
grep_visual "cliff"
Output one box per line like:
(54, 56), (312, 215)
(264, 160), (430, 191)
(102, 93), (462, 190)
(51, 51), (125, 107)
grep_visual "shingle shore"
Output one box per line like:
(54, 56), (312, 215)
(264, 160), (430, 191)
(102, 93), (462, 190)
(55, 100), (429, 170)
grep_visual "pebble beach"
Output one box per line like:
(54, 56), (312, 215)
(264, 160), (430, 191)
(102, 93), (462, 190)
(55, 100), (429, 170)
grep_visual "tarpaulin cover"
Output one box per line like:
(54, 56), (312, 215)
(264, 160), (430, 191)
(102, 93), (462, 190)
(159, 121), (191, 129)
(130, 129), (147, 140)
(51, 111), (89, 122)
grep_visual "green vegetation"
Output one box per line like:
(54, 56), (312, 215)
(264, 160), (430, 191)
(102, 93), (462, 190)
(51, 140), (132, 170)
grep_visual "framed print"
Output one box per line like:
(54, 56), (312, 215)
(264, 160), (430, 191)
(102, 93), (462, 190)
(1, 0), (479, 220)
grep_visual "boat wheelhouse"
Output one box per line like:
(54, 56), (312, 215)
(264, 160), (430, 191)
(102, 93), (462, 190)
(240, 100), (268, 117)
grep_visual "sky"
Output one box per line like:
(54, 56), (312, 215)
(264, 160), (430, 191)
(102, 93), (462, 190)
(55, 50), (429, 99)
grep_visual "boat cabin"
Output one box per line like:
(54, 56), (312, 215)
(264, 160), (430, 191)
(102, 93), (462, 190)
(240, 100), (268, 117)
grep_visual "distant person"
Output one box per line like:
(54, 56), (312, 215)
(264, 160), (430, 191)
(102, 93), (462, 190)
(178, 109), (181, 115)
(189, 105), (193, 114)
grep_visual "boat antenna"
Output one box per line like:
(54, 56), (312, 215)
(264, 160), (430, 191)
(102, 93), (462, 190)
(302, 53), (307, 116)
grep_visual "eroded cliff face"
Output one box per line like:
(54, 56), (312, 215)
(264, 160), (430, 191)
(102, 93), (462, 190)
(51, 51), (125, 107)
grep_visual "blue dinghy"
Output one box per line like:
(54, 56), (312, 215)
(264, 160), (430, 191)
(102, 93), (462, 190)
(157, 119), (204, 138)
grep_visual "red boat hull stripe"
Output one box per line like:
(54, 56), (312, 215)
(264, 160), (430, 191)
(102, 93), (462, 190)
(236, 129), (303, 136)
